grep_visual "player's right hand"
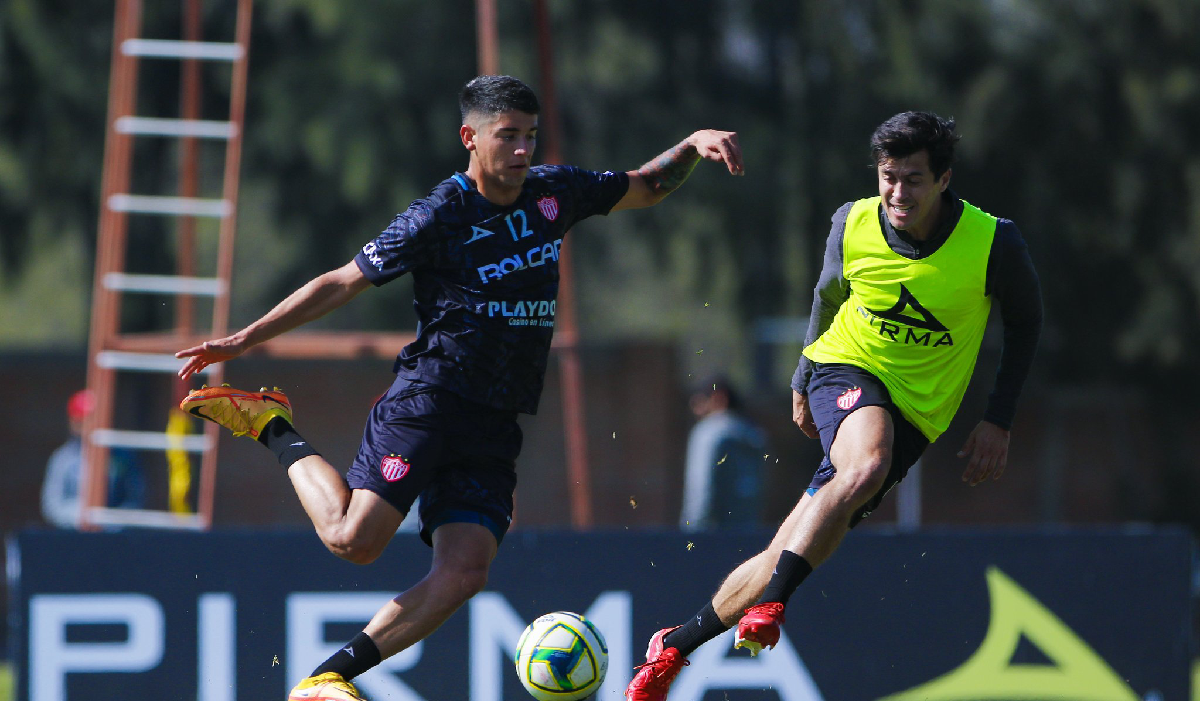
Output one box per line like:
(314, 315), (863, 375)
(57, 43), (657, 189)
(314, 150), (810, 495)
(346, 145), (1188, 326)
(792, 389), (818, 439)
(689, 129), (744, 176)
(175, 336), (245, 381)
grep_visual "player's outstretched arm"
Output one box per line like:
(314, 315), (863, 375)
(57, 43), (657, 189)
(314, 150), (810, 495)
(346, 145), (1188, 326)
(175, 260), (372, 380)
(612, 129), (743, 212)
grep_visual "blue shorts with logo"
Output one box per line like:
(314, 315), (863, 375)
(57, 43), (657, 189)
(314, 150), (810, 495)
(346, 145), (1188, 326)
(804, 362), (929, 527)
(346, 377), (521, 547)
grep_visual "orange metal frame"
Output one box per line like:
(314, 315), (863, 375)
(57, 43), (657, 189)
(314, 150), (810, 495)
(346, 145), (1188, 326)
(83, 0), (143, 528)
(83, 0), (254, 529)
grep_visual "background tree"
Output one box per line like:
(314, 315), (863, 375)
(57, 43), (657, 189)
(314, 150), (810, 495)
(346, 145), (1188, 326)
(2, 0), (1198, 531)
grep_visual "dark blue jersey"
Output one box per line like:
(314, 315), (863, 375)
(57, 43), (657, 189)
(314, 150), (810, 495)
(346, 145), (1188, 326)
(354, 165), (630, 414)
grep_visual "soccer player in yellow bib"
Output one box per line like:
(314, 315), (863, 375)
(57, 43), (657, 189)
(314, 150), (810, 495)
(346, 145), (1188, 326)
(625, 112), (1042, 701)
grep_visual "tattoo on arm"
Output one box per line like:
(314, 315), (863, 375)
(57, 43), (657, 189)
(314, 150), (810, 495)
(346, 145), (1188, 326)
(637, 141), (701, 196)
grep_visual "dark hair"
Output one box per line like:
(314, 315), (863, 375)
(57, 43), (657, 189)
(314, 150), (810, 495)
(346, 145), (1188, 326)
(695, 375), (741, 411)
(459, 75), (540, 123)
(870, 111), (960, 178)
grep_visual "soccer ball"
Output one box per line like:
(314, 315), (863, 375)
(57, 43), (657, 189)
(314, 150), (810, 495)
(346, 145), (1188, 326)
(514, 611), (608, 701)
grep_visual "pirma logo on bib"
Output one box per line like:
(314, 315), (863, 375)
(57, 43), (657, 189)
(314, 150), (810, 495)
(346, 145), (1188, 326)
(380, 454), (411, 482)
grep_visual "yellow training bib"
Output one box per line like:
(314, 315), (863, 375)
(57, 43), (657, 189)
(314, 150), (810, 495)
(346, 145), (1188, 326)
(804, 197), (996, 440)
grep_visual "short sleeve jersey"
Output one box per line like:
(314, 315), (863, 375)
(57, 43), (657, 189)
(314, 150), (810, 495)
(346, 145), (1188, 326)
(354, 165), (630, 414)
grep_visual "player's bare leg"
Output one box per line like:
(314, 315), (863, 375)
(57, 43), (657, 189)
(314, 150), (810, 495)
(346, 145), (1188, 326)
(781, 406), (892, 560)
(709, 491), (815, 624)
(707, 407), (892, 621)
(627, 407), (896, 698)
(287, 457), (405, 564)
(732, 405), (893, 653)
(291, 520), (498, 700)
(362, 522), (498, 656)
(180, 385), (402, 563)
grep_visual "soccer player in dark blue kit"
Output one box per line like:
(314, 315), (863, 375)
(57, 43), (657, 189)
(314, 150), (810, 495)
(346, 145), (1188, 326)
(176, 75), (743, 701)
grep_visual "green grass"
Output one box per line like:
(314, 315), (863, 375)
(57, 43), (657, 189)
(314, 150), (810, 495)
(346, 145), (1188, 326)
(0, 661), (11, 701)
(1194, 658), (1199, 701)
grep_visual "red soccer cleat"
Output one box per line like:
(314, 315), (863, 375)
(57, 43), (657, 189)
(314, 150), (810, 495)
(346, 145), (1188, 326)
(625, 626), (688, 701)
(733, 602), (785, 656)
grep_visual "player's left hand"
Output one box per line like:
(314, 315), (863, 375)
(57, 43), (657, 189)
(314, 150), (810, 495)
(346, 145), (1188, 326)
(957, 420), (1010, 486)
(689, 130), (744, 176)
(175, 336), (246, 381)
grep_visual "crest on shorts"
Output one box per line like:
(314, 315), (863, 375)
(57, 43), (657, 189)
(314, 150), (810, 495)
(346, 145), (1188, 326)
(380, 454), (411, 482)
(836, 386), (862, 411)
(536, 196), (559, 221)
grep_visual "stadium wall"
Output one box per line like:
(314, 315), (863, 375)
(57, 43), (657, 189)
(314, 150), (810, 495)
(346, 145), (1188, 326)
(5, 348), (1200, 686)
(7, 528), (1194, 701)
(6, 347), (1192, 536)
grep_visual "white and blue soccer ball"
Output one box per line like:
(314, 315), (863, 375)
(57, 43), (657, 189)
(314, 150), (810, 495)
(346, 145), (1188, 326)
(514, 611), (609, 701)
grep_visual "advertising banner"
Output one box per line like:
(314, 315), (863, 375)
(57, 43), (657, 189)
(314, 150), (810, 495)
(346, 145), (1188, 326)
(8, 527), (1193, 700)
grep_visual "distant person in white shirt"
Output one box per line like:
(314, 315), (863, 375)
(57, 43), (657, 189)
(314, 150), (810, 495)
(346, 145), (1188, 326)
(680, 376), (768, 531)
(41, 389), (145, 528)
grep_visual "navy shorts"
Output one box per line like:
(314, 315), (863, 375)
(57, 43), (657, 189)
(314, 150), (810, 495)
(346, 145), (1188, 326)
(346, 377), (522, 547)
(804, 363), (929, 527)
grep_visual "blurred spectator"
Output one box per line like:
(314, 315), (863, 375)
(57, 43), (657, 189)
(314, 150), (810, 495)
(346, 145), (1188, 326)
(680, 376), (768, 531)
(41, 389), (146, 528)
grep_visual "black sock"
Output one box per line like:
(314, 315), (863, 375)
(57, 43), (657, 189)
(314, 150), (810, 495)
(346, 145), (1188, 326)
(257, 415), (320, 468)
(759, 550), (813, 606)
(662, 601), (728, 656)
(311, 631), (382, 681)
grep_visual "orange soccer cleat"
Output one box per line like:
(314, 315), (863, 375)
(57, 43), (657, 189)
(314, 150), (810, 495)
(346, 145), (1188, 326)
(180, 384), (292, 439)
(286, 672), (366, 701)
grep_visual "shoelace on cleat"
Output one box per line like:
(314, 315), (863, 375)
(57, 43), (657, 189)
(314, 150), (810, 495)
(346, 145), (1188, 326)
(294, 674), (362, 698)
(633, 654), (690, 680)
(325, 680), (361, 697)
(191, 394), (253, 433)
(744, 602), (785, 621)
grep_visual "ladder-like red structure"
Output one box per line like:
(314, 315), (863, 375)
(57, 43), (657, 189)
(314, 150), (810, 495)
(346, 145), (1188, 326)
(83, 0), (253, 529)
